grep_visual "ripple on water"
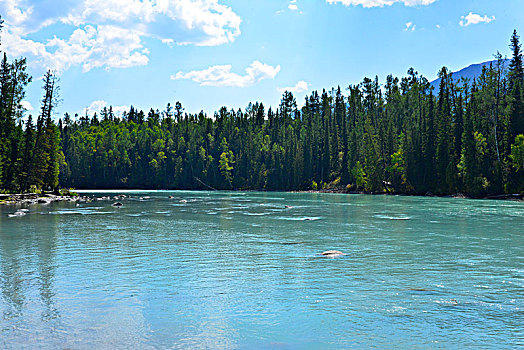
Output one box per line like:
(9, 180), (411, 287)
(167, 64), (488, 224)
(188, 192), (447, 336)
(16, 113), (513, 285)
(50, 209), (113, 215)
(373, 214), (412, 220)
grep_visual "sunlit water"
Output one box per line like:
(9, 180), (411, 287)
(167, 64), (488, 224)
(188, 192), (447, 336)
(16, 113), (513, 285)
(1, 191), (523, 349)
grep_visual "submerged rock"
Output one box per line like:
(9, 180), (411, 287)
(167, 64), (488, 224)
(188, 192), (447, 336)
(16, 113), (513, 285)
(408, 288), (433, 292)
(321, 250), (346, 257)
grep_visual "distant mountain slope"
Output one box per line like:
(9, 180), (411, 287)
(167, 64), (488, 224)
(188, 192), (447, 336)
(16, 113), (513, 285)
(430, 59), (511, 90)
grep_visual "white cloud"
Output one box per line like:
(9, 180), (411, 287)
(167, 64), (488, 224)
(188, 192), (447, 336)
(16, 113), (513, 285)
(20, 100), (33, 111)
(326, 0), (436, 7)
(0, 0), (242, 72)
(459, 12), (495, 27)
(1, 24), (148, 72)
(279, 81), (309, 94)
(60, 0), (242, 47)
(289, 4), (298, 10)
(161, 38), (175, 46)
(172, 61), (281, 87)
(86, 100), (108, 115)
(0, 0), (32, 28)
(85, 100), (129, 116)
(404, 22), (416, 31)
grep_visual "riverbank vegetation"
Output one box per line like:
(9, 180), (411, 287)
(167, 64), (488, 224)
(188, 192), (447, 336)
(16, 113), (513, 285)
(1, 16), (523, 196)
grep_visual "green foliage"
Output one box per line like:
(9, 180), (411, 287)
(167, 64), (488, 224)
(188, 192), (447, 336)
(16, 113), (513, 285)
(386, 134), (407, 192)
(352, 161), (367, 190)
(60, 188), (78, 197)
(218, 138), (235, 188)
(510, 134), (524, 171)
(29, 185), (41, 194)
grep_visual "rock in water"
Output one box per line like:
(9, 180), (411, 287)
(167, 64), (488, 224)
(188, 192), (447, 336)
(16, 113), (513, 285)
(112, 202), (123, 207)
(321, 250), (346, 257)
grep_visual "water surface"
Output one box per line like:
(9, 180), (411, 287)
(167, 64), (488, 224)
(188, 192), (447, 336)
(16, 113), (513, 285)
(1, 191), (523, 349)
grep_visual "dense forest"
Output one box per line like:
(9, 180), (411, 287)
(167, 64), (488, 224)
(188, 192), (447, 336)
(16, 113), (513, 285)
(1, 16), (523, 196)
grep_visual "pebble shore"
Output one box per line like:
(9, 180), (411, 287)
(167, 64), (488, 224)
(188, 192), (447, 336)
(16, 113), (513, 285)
(0, 193), (91, 206)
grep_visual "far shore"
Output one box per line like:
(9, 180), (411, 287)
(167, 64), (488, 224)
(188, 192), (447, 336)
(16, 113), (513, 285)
(2, 188), (522, 206)
(292, 189), (524, 201)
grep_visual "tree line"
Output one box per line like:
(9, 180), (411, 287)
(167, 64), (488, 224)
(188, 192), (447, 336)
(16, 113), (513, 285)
(1, 18), (523, 196)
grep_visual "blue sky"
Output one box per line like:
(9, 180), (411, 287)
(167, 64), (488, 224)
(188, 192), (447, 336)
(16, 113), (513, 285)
(0, 0), (522, 118)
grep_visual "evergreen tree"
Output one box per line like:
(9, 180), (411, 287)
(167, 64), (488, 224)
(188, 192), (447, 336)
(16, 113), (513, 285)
(435, 67), (453, 193)
(508, 30), (524, 142)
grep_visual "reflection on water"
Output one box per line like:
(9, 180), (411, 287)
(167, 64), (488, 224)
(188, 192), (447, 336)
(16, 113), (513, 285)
(0, 191), (523, 348)
(0, 212), (60, 345)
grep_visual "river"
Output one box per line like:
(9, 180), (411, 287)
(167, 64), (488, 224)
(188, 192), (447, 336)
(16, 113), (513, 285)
(1, 191), (523, 349)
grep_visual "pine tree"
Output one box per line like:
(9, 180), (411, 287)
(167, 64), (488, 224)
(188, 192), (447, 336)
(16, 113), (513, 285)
(459, 90), (477, 194)
(508, 30), (524, 141)
(509, 30), (524, 88)
(20, 115), (35, 191)
(435, 67), (452, 193)
(43, 115), (60, 190)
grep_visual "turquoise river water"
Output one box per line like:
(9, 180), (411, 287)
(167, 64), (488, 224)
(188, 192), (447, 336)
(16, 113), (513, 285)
(0, 191), (523, 349)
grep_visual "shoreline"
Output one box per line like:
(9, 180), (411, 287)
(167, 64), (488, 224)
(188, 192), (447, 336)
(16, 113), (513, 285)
(2, 189), (523, 206)
(0, 193), (91, 206)
(291, 189), (524, 201)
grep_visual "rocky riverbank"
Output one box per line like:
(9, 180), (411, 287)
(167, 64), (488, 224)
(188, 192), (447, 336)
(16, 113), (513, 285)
(0, 193), (91, 206)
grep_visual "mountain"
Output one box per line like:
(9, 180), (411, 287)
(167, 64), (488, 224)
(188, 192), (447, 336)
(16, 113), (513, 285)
(430, 59), (511, 90)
